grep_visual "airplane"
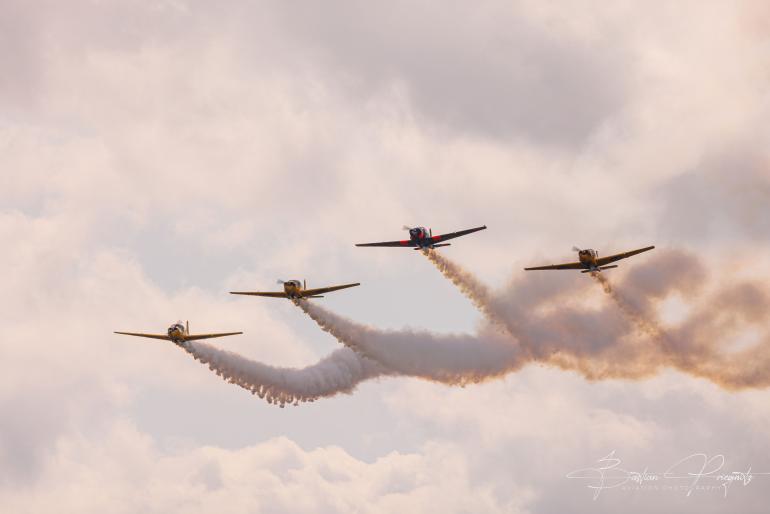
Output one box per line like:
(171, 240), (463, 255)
(355, 225), (487, 250)
(114, 321), (242, 346)
(524, 245), (655, 273)
(230, 279), (360, 300)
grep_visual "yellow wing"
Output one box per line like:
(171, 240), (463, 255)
(114, 331), (171, 340)
(596, 246), (655, 266)
(229, 291), (289, 298)
(185, 332), (243, 341)
(302, 283), (361, 297)
(524, 262), (584, 271)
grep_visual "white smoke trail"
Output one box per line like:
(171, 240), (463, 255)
(180, 250), (770, 404)
(422, 249), (508, 330)
(420, 250), (770, 390)
(183, 342), (390, 407)
(590, 271), (665, 340)
(297, 300), (526, 385)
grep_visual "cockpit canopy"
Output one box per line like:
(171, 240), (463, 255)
(409, 227), (428, 239)
(579, 249), (598, 258)
(285, 279), (302, 287)
(168, 322), (185, 334)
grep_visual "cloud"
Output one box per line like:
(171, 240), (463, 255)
(657, 150), (770, 244)
(0, 421), (534, 514)
(2, 0), (770, 512)
(268, 1), (631, 145)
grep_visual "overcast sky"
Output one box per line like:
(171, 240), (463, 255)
(2, 1), (770, 513)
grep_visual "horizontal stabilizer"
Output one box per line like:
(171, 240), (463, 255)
(414, 243), (452, 250)
(581, 265), (619, 273)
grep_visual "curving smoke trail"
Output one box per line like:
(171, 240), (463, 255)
(182, 342), (390, 407)
(421, 249), (503, 327)
(589, 271), (666, 340)
(297, 300), (526, 385)
(179, 249), (770, 406)
(419, 249), (770, 390)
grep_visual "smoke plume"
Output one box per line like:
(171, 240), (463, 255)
(181, 249), (770, 406)
(297, 300), (526, 385)
(419, 249), (770, 389)
(590, 271), (666, 340)
(422, 249), (503, 327)
(183, 342), (390, 407)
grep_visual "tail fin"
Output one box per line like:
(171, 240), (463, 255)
(186, 320), (189, 334)
(304, 279), (307, 291)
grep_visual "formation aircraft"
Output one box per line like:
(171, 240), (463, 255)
(230, 279), (360, 300)
(355, 225), (487, 250)
(114, 321), (242, 346)
(524, 245), (655, 273)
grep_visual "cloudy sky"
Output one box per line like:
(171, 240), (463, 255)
(2, 1), (770, 512)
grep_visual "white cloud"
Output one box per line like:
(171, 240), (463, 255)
(2, 421), (534, 514)
(2, 0), (770, 512)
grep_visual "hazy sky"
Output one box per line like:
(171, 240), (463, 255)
(2, 1), (770, 513)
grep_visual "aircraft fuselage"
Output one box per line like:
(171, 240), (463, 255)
(283, 280), (304, 298)
(167, 322), (188, 344)
(578, 249), (599, 269)
(408, 227), (448, 249)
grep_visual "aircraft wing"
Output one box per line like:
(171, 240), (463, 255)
(431, 225), (487, 243)
(301, 282), (360, 297)
(114, 331), (172, 341)
(524, 262), (585, 271)
(355, 239), (417, 247)
(229, 291), (289, 298)
(185, 332), (243, 341)
(595, 246), (655, 266)
(355, 225), (487, 247)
